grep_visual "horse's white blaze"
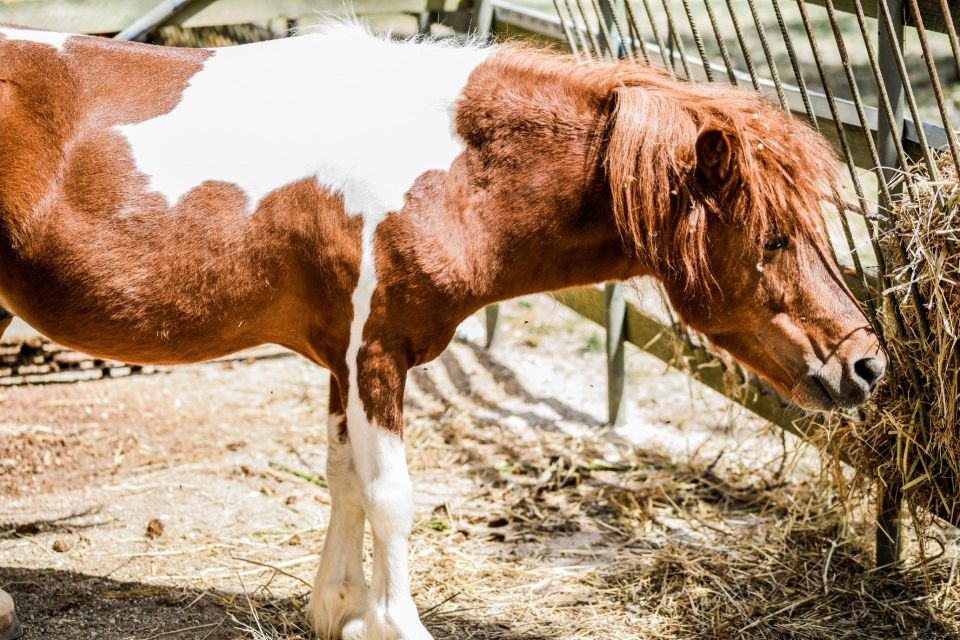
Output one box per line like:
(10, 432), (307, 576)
(0, 27), (71, 52)
(116, 24), (492, 213)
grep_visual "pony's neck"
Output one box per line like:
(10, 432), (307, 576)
(443, 51), (653, 309)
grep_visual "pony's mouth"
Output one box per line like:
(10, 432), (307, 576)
(800, 374), (838, 411)
(797, 372), (872, 411)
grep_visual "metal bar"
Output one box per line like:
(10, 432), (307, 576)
(768, 0), (819, 127)
(592, 0), (620, 56)
(475, 0), (495, 37)
(484, 305), (500, 349)
(679, 0), (713, 80)
(553, 287), (818, 444)
(939, 0), (960, 77)
(906, 0), (960, 176)
(553, 0), (583, 58)
(632, 0), (673, 70)
(702, 0), (738, 84)
(876, 480), (903, 566)
(605, 284), (627, 426)
(658, 0), (693, 77)
(114, 0), (206, 40)
(606, 0), (635, 60)
(624, 2), (650, 64)
(722, 0), (763, 93)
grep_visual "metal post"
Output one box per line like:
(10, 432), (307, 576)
(875, 0), (904, 568)
(876, 480), (903, 566)
(597, 0), (624, 56)
(605, 283), (627, 426)
(484, 305), (500, 349)
(475, 0), (495, 39)
(877, 0), (905, 191)
(114, 0), (209, 41)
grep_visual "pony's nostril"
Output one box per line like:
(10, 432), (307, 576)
(853, 357), (885, 389)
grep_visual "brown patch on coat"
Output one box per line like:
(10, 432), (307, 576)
(0, 33), (361, 372)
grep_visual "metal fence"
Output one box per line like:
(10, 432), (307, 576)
(477, 0), (960, 567)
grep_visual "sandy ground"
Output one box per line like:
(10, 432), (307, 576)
(0, 295), (954, 640)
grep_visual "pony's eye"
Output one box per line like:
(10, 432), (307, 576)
(763, 236), (789, 251)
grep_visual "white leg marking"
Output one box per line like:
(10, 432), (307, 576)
(345, 417), (429, 640)
(309, 413), (367, 639)
(339, 214), (431, 640)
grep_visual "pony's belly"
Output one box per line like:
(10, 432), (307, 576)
(0, 268), (270, 365)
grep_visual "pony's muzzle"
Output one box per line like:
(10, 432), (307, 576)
(807, 352), (887, 410)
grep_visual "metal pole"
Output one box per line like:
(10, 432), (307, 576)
(484, 305), (500, 349)
(475, 0), (495, 39)
(877, 0), (905, 191)
(876, 480), (903, 566)
(605, 283), (627, 426)
(597, 0), (624, 56)
(114, 0), (206, 41)
(874, 0), (904, 568)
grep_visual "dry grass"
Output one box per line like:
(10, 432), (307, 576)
(817, 154), (960, 534)
(203, 406), (960, 640)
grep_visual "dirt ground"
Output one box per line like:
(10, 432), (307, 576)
(1, 295), (958, 640)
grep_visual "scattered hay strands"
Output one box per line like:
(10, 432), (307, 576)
(149, 408), (960, 639)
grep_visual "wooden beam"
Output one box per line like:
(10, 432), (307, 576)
(551, 286), (820, 442)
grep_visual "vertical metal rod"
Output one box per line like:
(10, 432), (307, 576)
(475, 0), (495, 38)
(485, 305), (500, 349)
(702, 0), (738, 84)
(906, 0), (960, 176)
(605, 283), (627, 426)
(877, 0), (905, 192)
(679, 0), (714, 80)
(634, 0), (673, 71)
(594, 0), (621, 56)
(659, 0), (693, 77)
(876, 480), (903, 567)
(722, 0), (763, 92)
(554, 0), (584, 59)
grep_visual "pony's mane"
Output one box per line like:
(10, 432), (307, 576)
(496, 45), (841, 292)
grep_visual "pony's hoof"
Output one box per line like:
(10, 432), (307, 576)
(0, 590), (22, 640)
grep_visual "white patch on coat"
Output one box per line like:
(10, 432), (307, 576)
(116, 24), (493, 213)
(0, 27), (71, 52)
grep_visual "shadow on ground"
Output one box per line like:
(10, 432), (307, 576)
(1, 566), (552, 640)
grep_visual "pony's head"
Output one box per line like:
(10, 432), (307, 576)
(604, 74), (885, 410)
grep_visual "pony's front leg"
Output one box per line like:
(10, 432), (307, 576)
(309, 378), (368, 639)
(348, 346), (431, 640)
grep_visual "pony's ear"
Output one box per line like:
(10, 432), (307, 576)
(695, 127), (735, 185)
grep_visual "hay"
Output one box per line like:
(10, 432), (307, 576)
(206, 408), (960, 639)
(818, 153), (960, 530)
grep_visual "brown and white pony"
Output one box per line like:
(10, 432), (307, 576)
(0, 23), (884, 640)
